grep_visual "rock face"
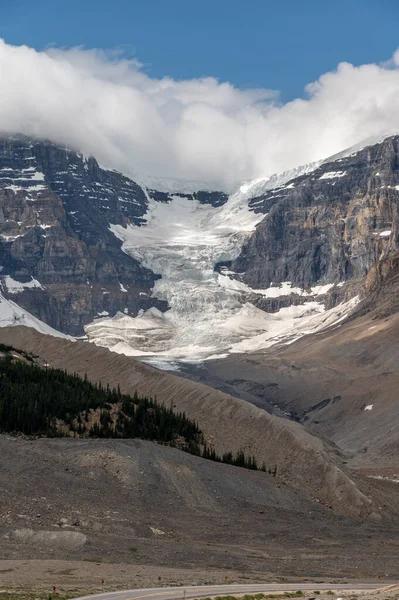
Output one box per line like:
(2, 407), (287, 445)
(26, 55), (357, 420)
(233, 136), (399, 294)
(0, 135), (167, 335)
(148, 189), (228, 207)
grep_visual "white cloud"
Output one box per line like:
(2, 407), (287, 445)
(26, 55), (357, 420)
(2, 39), (399, 191)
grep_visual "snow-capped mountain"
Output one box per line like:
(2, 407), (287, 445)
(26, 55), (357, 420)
(1, 133), (399, 368)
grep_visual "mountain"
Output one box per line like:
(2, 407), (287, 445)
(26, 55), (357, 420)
(1, 133), (399, 428)
(4, 133), (399, 369)
(233, 134), (399, 291)
(1, 133), (399, 579)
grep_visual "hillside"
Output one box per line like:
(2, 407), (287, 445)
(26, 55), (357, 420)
(0, 325), (382, 520)
(200, 278), (399, 475)
(1, 435), (399, 580)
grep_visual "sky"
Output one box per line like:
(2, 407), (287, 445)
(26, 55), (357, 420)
(2, 1), (399, 190)
(2, 0), (399, 101)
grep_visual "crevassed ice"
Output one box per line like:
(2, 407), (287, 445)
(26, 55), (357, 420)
(85, 186), (356, 369)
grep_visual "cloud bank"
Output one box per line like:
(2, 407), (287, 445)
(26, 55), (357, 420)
(2, 39), (399, 191)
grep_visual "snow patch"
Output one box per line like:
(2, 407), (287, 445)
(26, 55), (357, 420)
(249, 281), (335, 298)
(319, 171), (346, 180)
(2, 276), (44, 294)
(0, 292), (71, 339)
(368, 475), (399, 483)
(364, 404), (374, 411)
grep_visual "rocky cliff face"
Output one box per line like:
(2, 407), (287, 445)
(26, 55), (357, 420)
(233, 136), (399, 300)
(0, 136), (167, 335)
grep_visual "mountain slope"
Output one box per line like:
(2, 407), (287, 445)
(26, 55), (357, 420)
(200, 276), (399, 472)
(234, 135), (399, 291)
(2, 435), (398, 579)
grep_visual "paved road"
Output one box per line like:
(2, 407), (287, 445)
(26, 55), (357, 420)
(74, 582), (391, 600)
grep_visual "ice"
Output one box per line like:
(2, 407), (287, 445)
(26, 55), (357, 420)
(5, 183), (46, 193)
(84, 187), (356, 367)
(368, 475), (399, 483)
(373, 229), (392, 237)
(0, 234), (23, 241)
(4, 185), (26, 193)
(27, 184), (47, 192)
(229, 297), (359, 353)
(217, 278), (336, 298)
(87, 135), (386, 368)
(30, 172), (45, 181)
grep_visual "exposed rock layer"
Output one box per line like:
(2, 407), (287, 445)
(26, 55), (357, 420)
(233, 136), (399, 293)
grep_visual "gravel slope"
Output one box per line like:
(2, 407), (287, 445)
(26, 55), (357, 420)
(1, 436), (398, 580)
(0, 326), (375, 518)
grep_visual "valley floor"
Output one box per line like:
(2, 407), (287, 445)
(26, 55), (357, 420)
(0, 436), (399, 587)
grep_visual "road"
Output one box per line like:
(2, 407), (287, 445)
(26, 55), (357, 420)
(73, 582), (391, 600)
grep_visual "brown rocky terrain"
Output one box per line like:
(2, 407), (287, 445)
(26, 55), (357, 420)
(0, 435), (398, 583)
(0, 325), (385, 520)
(193, 279), (399, 477)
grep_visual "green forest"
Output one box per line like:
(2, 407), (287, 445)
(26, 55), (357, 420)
(0, 346), (271, 473)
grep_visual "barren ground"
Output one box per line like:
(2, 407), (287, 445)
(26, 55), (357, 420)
(0, 436), (398, 590)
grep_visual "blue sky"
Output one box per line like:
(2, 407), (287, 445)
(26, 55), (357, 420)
(2, 0), (399, 101)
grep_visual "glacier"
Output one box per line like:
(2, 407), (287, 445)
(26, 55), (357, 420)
(85, 177), (357, 369)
